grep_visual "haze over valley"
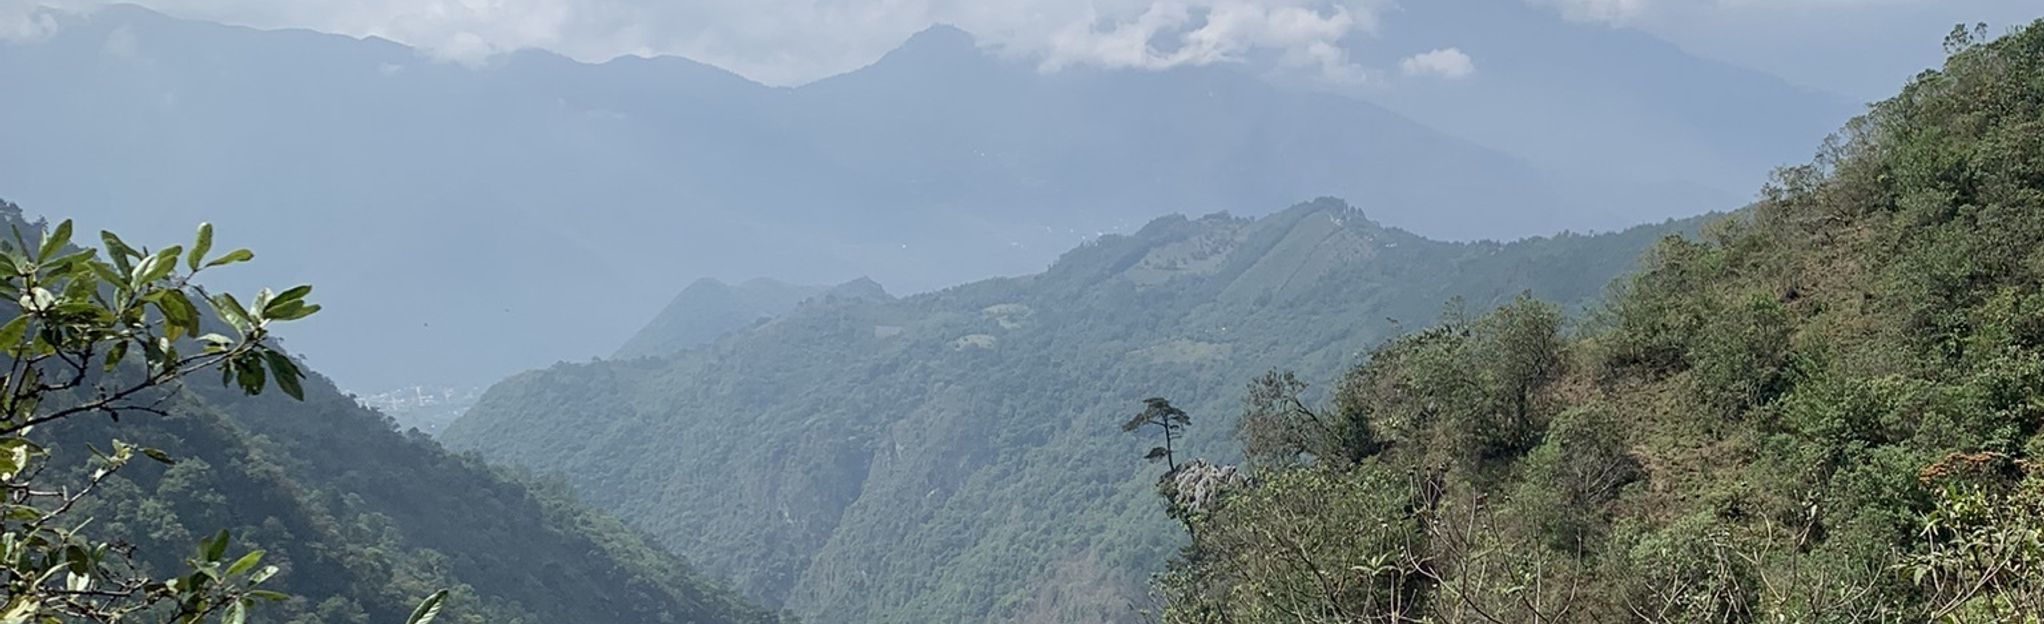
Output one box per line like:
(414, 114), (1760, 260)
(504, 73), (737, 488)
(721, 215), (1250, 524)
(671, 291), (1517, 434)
(6, 0), (1993, 393)
(3, 1), (2043, 623)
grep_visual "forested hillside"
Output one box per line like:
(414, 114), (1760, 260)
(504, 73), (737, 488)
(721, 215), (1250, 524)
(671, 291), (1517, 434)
(444, 202), (1701, 623)
(1142, 22), (2044, 622)
(1, 201), (780, 624)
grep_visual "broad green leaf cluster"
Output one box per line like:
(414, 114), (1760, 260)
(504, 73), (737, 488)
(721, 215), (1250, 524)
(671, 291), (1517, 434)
(0, 217), (316, 623)
(0, 201), (788, 624)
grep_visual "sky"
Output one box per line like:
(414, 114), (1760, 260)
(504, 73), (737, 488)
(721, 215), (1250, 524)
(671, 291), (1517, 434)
(1612, 0), (2041, 100)
(3, 0), (2038, 98)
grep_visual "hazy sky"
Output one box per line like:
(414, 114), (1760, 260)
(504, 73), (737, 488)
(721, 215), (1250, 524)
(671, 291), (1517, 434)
(5, 0), (2039, 97)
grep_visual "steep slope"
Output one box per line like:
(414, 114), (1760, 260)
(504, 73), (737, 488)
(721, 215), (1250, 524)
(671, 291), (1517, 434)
(3, 201), (780, 624)
(616, 278), (830, 359)
(0, 5), (1824, 393)
(50, 375), (783, 624)
(1147, 21), (2044, 622)
(444, 200), (1701, 623)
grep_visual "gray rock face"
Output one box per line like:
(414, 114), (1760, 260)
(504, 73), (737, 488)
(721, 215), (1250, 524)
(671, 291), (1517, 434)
(1167, 460), (1251, 515)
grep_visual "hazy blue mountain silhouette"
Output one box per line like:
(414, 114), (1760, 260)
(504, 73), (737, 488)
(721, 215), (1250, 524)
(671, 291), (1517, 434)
(0, 5), (1846, 390)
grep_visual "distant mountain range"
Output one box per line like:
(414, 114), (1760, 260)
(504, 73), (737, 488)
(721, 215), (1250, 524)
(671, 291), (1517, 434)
(0, 2), (1853, 391)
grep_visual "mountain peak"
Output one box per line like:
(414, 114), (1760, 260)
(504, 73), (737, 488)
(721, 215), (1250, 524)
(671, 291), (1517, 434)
(898, 24), (979, 54)
(822, 277), (892, 302)
(614, 278), (828, 359)
(854, 23), (993, 76)
(800, 23), (997, 90)
(679, 277), (735, 294)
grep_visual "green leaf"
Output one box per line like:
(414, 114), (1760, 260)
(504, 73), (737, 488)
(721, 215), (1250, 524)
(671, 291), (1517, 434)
(59, 272), (96, 304)
(99, 231), (137, 275)
(210, 293), (253, 333)
(102, 340), (128, 372)
(263, 286), (318, 321)
(202, 529), (230, 563)
(154, 336), (178, 375)
(267, 285), (312, 310)
(249, 565), (278, 584)
(0, 438), (34, 480)
(0, 316), (28, 353)
(41, 249), (95, 272)
(136, 246), (182, 285)
(141, 447), (176, 465)
(405, 590), (449, 624)
(36, 220), (71, 262)
(234, 355), (267, 396)
(189, 223), (213, 272)
(63, 544), (90, 574)
(264, 350), (305, 401)
(130, 255), (159, 289)
(223, 599), (246, 624)
(157, 289), (202, 338)
(225, 549), (265, 577)
(204, 248), (254, 269)
(264, 301), (320, 322)
(247, 589), (290, 601)
(86, 260), (127, 292)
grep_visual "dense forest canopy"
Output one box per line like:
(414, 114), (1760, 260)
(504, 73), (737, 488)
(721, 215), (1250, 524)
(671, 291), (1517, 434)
(1141, 20), (2044, 623)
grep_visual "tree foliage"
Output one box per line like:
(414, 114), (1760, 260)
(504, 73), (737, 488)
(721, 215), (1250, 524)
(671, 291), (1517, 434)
(447, 198), (1694, 623)
(1144, 19), (2044, 623)
(0, 202), (783, 624)
(0, 218), (316, 622)
(1126, 398), (1191, 471)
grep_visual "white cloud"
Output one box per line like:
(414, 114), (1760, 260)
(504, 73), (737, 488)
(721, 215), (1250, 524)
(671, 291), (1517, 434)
(1026, 0), (1380, 82)
(18, 0), (1387, 85)
(0, 0), (59, 41)
(1399, 47), (1474, 79)
(1531, 0), (1651, 25)
(10, 0), (2005, 88)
